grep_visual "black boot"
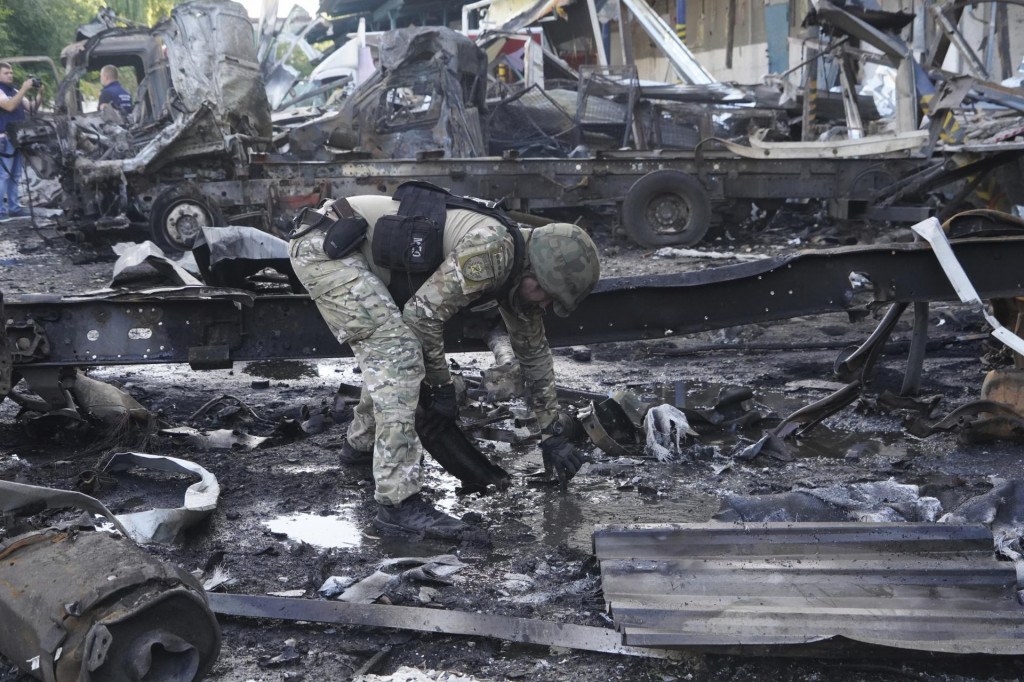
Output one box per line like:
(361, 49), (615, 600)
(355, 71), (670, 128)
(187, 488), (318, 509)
(374, 493), (475, 541)
(339, 441), (372, 467)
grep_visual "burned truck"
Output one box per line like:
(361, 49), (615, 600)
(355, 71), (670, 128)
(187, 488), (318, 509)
(16, 0), (272, 251)
(14, 2), (954, 251)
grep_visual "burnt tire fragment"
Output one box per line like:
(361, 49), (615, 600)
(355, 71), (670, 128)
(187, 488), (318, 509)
(622, 169), (712, 248)
(415, 406), (512, 494)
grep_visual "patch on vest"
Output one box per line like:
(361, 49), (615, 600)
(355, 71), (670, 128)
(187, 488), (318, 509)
(459, 252), (495, 282)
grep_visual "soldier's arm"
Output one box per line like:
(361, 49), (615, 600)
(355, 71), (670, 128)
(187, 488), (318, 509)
(500, 307), (558, 430)
(403, 226), (512, 386)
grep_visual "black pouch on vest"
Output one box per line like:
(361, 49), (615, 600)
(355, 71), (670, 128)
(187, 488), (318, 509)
(371, 214), (443, 273)
(322, 216), (369, 259)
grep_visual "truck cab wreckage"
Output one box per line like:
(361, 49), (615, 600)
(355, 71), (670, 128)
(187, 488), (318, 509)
(16, 1), (273, 251)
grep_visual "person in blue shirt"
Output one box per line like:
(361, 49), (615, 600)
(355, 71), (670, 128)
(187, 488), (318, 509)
(98, 65), (133, 118)
(0, 62), (42, 220)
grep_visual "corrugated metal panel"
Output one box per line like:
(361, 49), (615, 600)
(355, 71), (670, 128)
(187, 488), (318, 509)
(593, 522), (1024, 654)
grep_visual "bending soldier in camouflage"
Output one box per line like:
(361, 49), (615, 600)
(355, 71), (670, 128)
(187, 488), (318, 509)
(289, 193), (601, 540)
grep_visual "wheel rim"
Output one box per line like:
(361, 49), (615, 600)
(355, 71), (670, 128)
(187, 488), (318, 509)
(163, 200), (214, 249)
(646, 192), (692, 235)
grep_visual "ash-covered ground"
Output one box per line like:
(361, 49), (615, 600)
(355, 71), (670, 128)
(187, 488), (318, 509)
(2, 210), (1023, 682)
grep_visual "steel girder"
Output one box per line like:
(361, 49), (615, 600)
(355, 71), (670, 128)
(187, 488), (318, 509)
(5, 236), (1024, 371)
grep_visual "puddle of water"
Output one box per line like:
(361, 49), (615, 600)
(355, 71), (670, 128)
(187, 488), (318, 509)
(265, 504), (363, 548)
(243, 360), (319, 380)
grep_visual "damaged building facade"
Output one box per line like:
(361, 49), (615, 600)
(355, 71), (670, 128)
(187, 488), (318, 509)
(7, 1), (1024, 681)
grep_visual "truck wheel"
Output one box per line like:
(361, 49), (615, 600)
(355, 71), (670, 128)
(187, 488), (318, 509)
(150, 185), (223, 252)
(622, 170), (712, 248)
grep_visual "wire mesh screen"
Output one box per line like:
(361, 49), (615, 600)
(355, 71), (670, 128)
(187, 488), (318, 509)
(575, 64), (640, 148)
(486, 84), (578, 156)
(645, 104), (702, 149)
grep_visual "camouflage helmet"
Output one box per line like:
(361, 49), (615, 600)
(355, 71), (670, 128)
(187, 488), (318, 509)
(527, 223), (600, 317)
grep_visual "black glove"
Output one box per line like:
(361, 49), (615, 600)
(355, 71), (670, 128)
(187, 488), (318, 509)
(420, 381), (458, 437)
(541, 435), (585, 486)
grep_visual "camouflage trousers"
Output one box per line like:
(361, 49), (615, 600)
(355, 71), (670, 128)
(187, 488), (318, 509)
(289, 231), (424, 506)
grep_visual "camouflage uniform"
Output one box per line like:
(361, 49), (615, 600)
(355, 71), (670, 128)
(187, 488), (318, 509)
(289, 195), (558, 506)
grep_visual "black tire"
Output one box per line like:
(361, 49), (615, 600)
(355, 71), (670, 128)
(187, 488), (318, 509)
(149, 184), (224, 252)
(621, 170), (712, 248)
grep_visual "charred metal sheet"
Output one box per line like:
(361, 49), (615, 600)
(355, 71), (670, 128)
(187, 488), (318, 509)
(207, 592), (681, 660)
(110, 242), (204, 288)
(158, 1), (272, 141)
(0, 528), (220, 681)
(192, 226), (299, 290)
(594, 522), (1024, 654)
(0, 480), (131, 537)
(103, 452), (220, 544)
(579, 398), (639, 457)
(9, 236), (1024, 367)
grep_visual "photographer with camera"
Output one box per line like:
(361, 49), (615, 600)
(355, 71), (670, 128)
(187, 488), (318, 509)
(0, 62), (43, 221)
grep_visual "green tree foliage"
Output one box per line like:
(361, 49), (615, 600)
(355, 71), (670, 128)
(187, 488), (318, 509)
(0, 5), (13, 54)
(0, 0), (99, 61)
(105, 0), (184, 25)
(0, 0), (191, 62)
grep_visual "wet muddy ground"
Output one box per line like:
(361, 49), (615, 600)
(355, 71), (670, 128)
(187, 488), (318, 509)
(2, 213), (1024, 681)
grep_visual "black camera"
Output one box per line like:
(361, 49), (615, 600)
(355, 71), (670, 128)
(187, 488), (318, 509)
(28, 75), (41, 88)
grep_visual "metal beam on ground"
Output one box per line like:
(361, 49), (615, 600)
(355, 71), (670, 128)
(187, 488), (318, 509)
(8, 236), (1024, 369)
(208, 593), (682, 659)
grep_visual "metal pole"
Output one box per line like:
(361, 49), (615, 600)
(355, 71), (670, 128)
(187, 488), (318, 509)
(586, 0), (609, 66)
